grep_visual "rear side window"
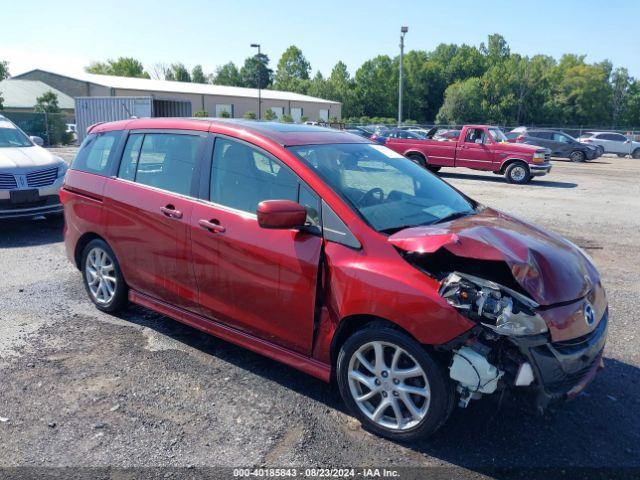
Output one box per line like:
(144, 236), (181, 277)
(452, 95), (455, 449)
(117, 132), (207, 196)
(72, 131), (121, 176)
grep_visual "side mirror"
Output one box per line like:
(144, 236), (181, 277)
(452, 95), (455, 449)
(257, 200), (307, 230)
(30, 136), (44, 146)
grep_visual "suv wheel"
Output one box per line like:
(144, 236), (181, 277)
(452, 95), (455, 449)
(336, 325), (454, 441)
(570, 150), (586, 162)
(632, 149), (640, 159)
(505, 162), (531, 184)
(81, 239), (128, 313)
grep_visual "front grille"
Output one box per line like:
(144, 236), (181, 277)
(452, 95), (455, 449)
(545, 152), (551, 162)
(0, 194), (60, 210)
(0, 173), (17, 190)
(545, 356), (599, 392)
(27, 167), (58, 187)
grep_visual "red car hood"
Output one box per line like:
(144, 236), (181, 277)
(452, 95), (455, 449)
(388, 208), (600, 306)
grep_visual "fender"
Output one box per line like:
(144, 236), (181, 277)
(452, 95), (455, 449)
(499, 157), (531, 173)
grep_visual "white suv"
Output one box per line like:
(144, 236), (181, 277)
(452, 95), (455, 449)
(578, 131), (640, 158)
(0, 115), (67, 219)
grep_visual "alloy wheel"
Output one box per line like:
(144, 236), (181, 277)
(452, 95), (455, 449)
(85, 247), (117, 305)
(347, 341), (430, 431)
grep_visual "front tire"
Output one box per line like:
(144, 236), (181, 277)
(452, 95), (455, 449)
(81, 239), (128, 313)
(570, 150), (586, 162)
(632, 149), (640, 159)
(336, 325), (454, 441)
(505, 161), (531, 184)
(406, 153), (426, 168)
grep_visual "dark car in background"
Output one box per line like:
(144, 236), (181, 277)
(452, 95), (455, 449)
(510, 128), (598, 162)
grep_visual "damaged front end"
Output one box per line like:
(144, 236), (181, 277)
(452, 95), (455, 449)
(389, 209), (608, 411)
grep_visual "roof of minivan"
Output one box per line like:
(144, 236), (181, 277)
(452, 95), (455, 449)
(91, 118), (370, 147)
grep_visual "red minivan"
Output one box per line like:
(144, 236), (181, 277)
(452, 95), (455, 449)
(61, 119), (607, 441)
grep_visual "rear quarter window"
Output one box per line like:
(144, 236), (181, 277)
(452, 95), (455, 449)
(71, 131), (122, 176)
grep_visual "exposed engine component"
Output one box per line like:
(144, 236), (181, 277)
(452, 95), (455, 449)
(449, 346), (504, 407)
(439, 272), (548, 337)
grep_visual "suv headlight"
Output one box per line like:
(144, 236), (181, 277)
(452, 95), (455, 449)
(439, 272), (548, 337)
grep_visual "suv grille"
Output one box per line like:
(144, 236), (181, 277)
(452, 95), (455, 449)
(0, 173), (17, 190)
(544, 152), (551, 162)
(27, 167), (58, 187)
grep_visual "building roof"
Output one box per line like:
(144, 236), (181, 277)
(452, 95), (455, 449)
(14, 69), (341, 105)
(0, 79), (75, 110)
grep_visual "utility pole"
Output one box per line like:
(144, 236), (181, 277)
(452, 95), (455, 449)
(250, 43), (262, 119)
(398, 26), (408, 126)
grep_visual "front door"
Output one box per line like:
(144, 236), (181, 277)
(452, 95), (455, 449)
(104, 131), (209, 311)
(190, 136), (323, 354)
(456, 128), (494, 170)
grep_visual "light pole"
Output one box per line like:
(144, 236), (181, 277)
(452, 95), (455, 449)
(398, 26), (408, 126)
(250, 43), (261, 119)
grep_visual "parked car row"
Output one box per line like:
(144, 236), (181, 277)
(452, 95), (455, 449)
(508, 127), (599, 162)
(578, 131), (640, 158)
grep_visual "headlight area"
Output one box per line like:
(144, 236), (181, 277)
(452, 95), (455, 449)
(438, 272), (547, 408)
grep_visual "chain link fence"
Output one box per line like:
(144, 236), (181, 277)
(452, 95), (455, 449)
(1, 111), (76, 146)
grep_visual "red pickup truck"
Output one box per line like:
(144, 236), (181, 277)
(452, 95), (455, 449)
(383, 125), (551, 184)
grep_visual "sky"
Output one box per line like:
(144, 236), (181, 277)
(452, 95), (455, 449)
(2, 0), (639, 78)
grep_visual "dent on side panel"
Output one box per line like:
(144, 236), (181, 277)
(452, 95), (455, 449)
(311, 239), (475, 365)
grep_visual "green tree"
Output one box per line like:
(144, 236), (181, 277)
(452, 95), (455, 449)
(193, 110), (208, 117)
(191, 65), (207, 84)
(280, 114), (294, 123)
(0, 92), (4, 110)
(481, 34), (510, 64)
(241, 54), (273, 89)
(86, 57), (150, 78)
(219, 110), (231, 118)
(165, 63), (191, 82)
(436, 78), (486, 124)
(354, 55), (396, 118)
(34, 91), (60, 113)
(213, 62), (244, 86)
(0, 60), (9, 80)
(263, 108), (276, 120)
(611, 67), (632, 126)
(274, 45), (311, 93)
(243, 111), (257, 120)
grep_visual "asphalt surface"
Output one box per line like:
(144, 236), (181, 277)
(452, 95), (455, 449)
(1, 148), (639, 477)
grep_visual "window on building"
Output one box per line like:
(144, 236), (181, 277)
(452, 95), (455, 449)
(291, 107), (303, 123)
(215, 104), (234, 117)
(269, 107), (284, 120)
(318, 109), (329, 122)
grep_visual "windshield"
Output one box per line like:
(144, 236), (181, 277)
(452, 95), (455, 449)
(488, 128), (508, 143)
(0, 121), (33, 148)
(288, 143), (475, 233)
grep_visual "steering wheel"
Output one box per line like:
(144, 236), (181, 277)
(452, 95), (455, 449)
(356, 187), (384, 206)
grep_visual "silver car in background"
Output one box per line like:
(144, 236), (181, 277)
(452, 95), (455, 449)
(0, 115), (67, 219)
(578, 131), (640, 158)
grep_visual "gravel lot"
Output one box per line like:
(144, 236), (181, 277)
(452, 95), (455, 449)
(1, 148), (639, 477)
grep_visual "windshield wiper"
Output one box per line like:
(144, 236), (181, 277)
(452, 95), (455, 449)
(431, 210), (475, 225)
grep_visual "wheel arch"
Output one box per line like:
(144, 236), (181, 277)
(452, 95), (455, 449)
(329, 314), (423, 375)
(403, 150), (427, 163)
(499, 157), (530, 173)
(74, 232), (107, 270)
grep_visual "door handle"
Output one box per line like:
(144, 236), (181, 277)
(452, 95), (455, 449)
(199, 219), (226, 233)
(160, 205), (183, 219)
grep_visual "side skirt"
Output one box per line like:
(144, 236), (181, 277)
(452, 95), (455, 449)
(128, 290), (332, 383)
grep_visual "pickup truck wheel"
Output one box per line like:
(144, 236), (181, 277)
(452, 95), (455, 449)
(505, 162), (531, 184)
(337, 325), (454, 441)
(427, 165), (441, 173)
(632, 149), (640, 159)
(407, 153), (426, 168)
(570, 150), (586, 162)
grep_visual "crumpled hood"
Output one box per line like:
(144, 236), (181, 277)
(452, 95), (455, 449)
(0, 146), (62, 172)
(388, 208), (600, 306)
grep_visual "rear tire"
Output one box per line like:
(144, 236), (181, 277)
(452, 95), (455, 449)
(336, 324), (454, 441)
(570, 150), (586, 162)
(80, 239), (128, 313)
(617, 153), (627, 158)
(505, 161), (531, 184)
(406, 153), (426, 168)
(632, 149), (640, 159)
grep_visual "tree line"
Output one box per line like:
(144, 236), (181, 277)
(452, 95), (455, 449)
(2, 34), (639, 128)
